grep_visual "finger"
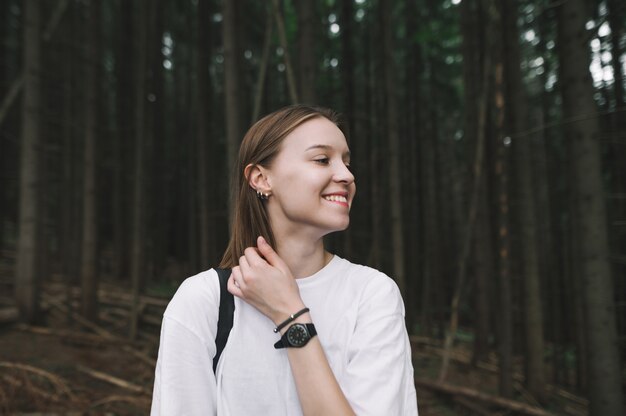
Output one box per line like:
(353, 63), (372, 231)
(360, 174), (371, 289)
(243, 246), (266, 267)
(232, 266), (247, 289)
(227, 274), (243, 298)
(239, 255), (252, 277)
(256, 236), (286, 270)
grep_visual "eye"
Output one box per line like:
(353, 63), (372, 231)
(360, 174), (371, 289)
(314, 157), (330, 165)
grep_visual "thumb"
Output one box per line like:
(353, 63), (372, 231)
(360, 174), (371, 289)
(257, 236), (288, 271)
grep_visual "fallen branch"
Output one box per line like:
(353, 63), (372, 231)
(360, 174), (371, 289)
(98, 288), (169, 308)
(75, 365), (150, 395)
(414, 378), (554, 416)
(44, 296), (157, 367)
(122, 345), (156, 368)
(1, 374), (62, 402)
(452, 395), (493, 415)
(0, 362), (76, 401)
(89, 394), (151, 411)
(414, 339), (587, 411)
(44, 296), (116, 338)
(0, 306), (19, 324)
(16, 324), (128, 346)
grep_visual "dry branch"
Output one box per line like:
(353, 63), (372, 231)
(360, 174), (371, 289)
(0, 362), (76, 401)
(15, 324), (127, 346)
(412, 336), (588, 412)
(438, 29), (492, 382)
(452, 396), (493, 415)
(415, 378), (554, 416)
(44, 296), (115, 338)
(43, 295), (157, 367)
(252, 9), (274, 123)
(121, 345), (156, 368)
(271, 0), (298, 103)
(0, 306), (19, 324)
(89, 394), (151, 411)
(75, 365), (150, 395)
(1, 374), (61, 402)
(0, 0), (71, 127)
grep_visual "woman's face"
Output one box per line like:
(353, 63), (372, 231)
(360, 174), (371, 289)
(264, 117), (356, 238)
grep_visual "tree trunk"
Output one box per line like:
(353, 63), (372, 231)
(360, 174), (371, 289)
(223, 0), (242, 216)
(557, 0), (625, 414)
(141, 0), (160, 285)
(340, 0), (354, 260)
(490, 0), (513, 397)
(62, 6), (77, 324)
(472, 170), (495, 365)
(147, 0), (165, 278)
(501, 0), (546, 400)
(113, 0), (133, 280)
(197, 0), (213, 270)
(365, 20), (380, 269)
(403, 0), (423, 333)
(606, 0), (624, 108)
(297, 0), (316, 104)
(16, 0), (41, 323)
(380, 0), (406, 297)
(130, 0), (147, 340)
(461, 0), (492, 365)
(80, 0), (99, 321)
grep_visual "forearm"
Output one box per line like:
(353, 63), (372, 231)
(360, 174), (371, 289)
(281, 312), (355, 416)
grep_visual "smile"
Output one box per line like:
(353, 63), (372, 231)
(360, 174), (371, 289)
(323, 195), (349, 206)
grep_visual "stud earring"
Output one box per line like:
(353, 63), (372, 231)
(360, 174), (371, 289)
(256, 190), (269, 200)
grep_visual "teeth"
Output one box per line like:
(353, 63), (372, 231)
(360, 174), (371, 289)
(324, 195), (347, 203)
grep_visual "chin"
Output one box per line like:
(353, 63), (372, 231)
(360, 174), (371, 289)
(327, 217), (350, 233)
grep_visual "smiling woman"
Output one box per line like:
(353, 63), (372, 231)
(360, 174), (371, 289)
(150, 105), (419, 415)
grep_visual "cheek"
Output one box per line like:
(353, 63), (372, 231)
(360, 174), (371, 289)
(281, 169), (324, 192)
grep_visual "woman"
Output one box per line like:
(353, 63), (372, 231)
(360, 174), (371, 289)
(151, 105), (418, 415)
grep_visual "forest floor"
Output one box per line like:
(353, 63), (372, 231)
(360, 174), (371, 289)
(0, 276), (588, 415)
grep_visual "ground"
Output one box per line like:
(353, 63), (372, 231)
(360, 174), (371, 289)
(0, 278), (586, 415)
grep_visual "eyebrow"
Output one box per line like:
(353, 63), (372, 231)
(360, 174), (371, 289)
(305, 144), (351, 158)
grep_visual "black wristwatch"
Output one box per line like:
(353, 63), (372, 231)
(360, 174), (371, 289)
(274, 323), (317, 349)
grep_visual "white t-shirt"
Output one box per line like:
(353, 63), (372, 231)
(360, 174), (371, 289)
(151, 255), (418, 415)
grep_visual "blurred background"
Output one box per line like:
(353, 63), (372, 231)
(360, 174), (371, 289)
(0, 0), (624, 414)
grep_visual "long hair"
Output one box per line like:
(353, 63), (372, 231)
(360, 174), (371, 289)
(219, 104), (345, 268)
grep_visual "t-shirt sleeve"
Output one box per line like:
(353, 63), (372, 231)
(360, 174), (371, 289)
(343, 274), (418, 416)
(150, 272), (220, 416)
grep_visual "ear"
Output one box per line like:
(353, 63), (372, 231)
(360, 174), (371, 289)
(244, 163), (271, 195)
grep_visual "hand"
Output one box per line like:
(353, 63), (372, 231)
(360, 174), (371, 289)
(227, 236), (305, 325)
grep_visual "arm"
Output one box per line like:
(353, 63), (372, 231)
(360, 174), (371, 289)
(151, 275), (219, 416)
(279, 308), (355, 416)
(228, 237), (355, 416)
(341, 277), (418, 415)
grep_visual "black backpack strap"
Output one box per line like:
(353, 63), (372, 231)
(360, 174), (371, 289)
(213, 268), (235, 374)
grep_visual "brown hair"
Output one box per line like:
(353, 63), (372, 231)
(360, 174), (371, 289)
(219, 104), (345, 268)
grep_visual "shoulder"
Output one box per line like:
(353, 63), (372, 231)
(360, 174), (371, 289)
(337, 258), (405, 317)
(163, 268), (221, 336)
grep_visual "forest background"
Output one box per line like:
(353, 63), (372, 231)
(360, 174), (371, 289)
(0, 0), (625, 415)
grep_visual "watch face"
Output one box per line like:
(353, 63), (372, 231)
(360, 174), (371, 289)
(286, 324), (309, 347)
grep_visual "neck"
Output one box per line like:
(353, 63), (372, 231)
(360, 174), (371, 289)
(273, 233), (332, 278)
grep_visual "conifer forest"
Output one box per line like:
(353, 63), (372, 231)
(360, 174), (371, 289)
(0, 0), (625, 414)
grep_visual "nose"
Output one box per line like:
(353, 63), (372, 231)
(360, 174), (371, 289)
(334, 162), (355, 184)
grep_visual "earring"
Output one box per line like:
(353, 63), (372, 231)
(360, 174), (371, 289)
(256, 190), (269, 200)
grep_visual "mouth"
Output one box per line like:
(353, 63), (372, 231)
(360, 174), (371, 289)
(323, 194), (349, 207)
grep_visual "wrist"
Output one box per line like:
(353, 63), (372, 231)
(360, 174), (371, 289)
(273, 304), (309, 332)
(272, 302), (307, 327)
(278, 312), (312, 335)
